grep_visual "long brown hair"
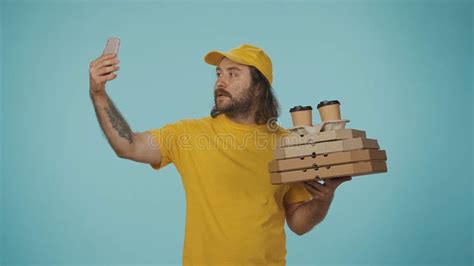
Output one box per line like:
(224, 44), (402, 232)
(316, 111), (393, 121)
(210, 66), (280, 125)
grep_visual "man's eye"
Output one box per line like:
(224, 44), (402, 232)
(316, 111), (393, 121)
(216, 72), (221, 77)
(230, 72), (236, 77)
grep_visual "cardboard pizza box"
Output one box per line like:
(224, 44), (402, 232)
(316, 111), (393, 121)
(273, 138), (380, 160)
(279, 129), (366, 148)
(268, 149), (387, 173)
(270, 160), (387, 184)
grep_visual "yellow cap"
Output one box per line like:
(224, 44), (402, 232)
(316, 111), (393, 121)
(204, 44), (273, 85)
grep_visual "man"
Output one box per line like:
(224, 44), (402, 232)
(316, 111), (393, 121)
(89, 44), (351, 265)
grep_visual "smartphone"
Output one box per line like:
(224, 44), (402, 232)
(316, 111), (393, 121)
(103, 37), (120, 55)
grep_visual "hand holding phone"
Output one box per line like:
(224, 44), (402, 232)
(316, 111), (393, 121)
(89, 37), (121, 95)
(103, 37), (120, 55)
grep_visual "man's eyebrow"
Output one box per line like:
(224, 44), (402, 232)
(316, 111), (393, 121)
(216, 66), (242, 72)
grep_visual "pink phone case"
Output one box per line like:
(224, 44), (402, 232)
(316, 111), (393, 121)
(103, 37), (120, 55)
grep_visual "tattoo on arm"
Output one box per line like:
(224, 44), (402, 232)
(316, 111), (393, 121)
(104, 96), (133, 144)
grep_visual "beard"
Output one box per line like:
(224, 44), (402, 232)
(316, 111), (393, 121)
(213, 86), (256, 116)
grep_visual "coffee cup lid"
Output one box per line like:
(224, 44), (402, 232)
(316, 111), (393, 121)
(290, 105), (313, 113)
(317, 100), (340, 109)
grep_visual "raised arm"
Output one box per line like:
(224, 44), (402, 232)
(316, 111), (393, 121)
(89, 53), (161, 165)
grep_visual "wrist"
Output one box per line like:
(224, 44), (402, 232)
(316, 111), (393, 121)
(89, 88), (106, 99)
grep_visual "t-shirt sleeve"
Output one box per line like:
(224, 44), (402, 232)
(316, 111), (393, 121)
(284, 182), (313, 205)
(146, 121), (186, 170)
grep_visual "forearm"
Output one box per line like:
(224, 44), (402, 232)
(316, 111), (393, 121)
(289, 199), (331, 235)
(90, 90), (134, 156)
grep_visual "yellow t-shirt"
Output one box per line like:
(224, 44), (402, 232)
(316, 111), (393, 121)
(147, 113), (312, 266)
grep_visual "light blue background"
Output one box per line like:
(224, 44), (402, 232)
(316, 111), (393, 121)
(1, 0), (472, 265)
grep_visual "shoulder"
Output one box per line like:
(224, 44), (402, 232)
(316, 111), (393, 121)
(171, 116), (214, 132)
(177, 116), (213, 126)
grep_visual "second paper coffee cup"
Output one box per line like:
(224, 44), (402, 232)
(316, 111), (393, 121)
(317, 100), (341, 122)
(290, 105), (313, 127)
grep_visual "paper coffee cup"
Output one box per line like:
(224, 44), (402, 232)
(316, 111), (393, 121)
(317, 100), (341, 122)
(290, 106), (313, 127)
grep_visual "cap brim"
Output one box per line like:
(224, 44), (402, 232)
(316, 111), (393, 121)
(204, 51), (248, 66)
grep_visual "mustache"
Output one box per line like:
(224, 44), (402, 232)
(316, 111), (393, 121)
(214, 89), (232, 98)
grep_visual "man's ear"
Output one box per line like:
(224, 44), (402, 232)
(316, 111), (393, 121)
(254, 84), (264, 98)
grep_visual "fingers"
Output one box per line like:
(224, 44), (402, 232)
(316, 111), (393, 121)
(304, 180), (333, 201)
(303, 176), (352, 205)
(97, 57), (120, 69)
(96, 65), (120, 76)
(305, 180), (330, 193)
(89, 54), (120, 76)
(89, 65), (119, 84)
(89, 53), (120, 84)
(90, 53), (116, 68)
(96, 72), (117, 83)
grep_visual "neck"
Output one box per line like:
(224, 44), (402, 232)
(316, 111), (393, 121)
(226, 112), (255, 124)
(225, 105), (258, 125)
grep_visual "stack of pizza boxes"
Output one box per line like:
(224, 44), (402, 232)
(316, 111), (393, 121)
(269, 100), (388, 184)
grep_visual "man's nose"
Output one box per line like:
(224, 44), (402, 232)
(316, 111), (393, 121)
(216, 76), (227, 89)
